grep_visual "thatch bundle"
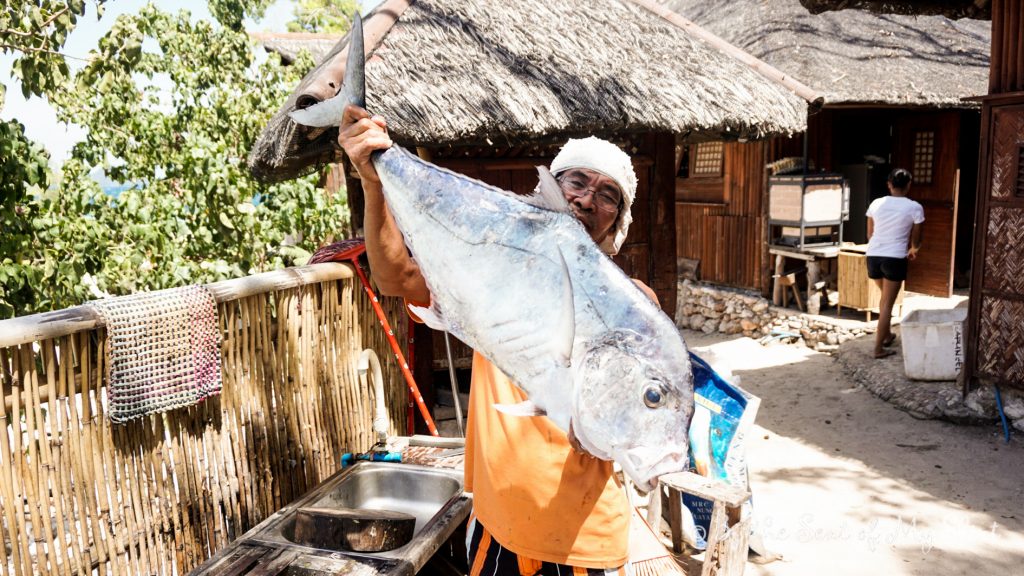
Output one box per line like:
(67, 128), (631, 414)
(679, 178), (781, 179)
(799, 0), (992, 20)
(250, 0), (811, 182)
(667, 0), (990, 106)
(249, 31), (341, 64)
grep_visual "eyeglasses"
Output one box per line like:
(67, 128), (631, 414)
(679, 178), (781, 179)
(557, 174), (623, 213)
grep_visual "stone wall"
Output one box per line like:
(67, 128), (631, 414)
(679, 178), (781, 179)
(678, 282), (1024, 432)
(675, 279), (871, 352)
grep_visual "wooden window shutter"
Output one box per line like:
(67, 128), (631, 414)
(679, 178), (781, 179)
(912, 131), (935, 184)
(691, 142), (724, 177)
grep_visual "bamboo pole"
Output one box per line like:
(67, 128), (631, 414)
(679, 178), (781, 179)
(304, 286), (330, 478)
(227, 302), (255, 530)
(15, 345), (50, 576)
(64, 335), (100, 576)
(215, 400), (242, 543)
(322, 282), (347, 462)
(52, 338), (85, 576)
(236, 299), (258, 524)
(197, 401), (224, 552)
(128, 421), (160, 575)
(279, 290), (307, 499)
(0, 264), (353, 349)
(150, 414), (184, 576)
(110, 426), (143, 574)
(38, 340), (72, 576)
(90, 334), (127, 575)
(0, 348), (26, 576)
(141, 418), (171, 575)
(166, 410), (198, 571)
(251, 297), (277, 518)
(217, 307), (245, 539)
(269, 292), (291, 504)
(337, 283), (355, 451)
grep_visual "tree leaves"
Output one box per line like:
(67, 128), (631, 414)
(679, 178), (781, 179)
(286, 0), (359, 33)
(0, 2), (351, 318)
(1, 0), (94, 99)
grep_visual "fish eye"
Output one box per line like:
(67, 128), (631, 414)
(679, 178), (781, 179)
(643, 387), (663, 408)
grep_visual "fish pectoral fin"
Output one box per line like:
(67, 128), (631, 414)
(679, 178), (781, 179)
(555, 247), (575, 367)
(407, 302), (447, 331)
(532, 166), (572, 213)
(493, 401), (547, 418)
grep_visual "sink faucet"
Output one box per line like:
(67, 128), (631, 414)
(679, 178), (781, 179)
(358, 348), (390, 452)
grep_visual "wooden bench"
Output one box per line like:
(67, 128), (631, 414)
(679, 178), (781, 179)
(652, 471), (752, 576)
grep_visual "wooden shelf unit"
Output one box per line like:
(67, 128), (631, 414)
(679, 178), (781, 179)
(837, 246), (904, 321)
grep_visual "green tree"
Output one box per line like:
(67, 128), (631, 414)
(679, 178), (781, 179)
(0, 1), (350, 318)
(286, 0), (358, 34)
(0, 0), (95, 106)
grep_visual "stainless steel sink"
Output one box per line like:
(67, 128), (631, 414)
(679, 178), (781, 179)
(248, 461), (470, 571)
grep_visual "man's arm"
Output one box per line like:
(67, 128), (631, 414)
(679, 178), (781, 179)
(339, 105), (430, 302)
(908, 222), (923, 260)
(866, 217), (874, 242)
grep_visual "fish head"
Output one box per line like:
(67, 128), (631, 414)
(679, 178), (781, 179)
(572, 329), (693, 492)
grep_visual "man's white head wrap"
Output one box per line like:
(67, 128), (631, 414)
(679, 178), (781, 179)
(549, 136), (637, 255)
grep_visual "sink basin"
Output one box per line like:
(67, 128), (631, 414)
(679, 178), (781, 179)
(301, 463), (462, 537)
(249, 461), (470, 570)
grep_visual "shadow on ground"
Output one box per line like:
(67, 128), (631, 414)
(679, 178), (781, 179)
(682, 328), (1024, 576)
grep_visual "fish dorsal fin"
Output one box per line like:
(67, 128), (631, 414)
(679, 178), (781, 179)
(493, 400), (547, 417)
(532, 166), (572, 213)
(555, 247), (575, 367)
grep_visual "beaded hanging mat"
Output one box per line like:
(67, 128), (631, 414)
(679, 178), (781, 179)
(92, 285), (222, 424)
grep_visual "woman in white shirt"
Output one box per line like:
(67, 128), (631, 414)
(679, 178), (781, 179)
(866, 168), (924, 358)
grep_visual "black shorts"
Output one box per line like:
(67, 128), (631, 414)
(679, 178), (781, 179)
(866, 256), (908, 282)
(466, 515), (627, 576)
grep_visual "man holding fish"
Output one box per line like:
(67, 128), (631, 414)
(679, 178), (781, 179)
(339, 105), (674, 575)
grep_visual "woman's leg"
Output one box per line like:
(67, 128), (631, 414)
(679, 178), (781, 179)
(874, 279), (903, 358)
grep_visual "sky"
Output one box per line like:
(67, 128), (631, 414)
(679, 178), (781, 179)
(1, 0), (378, 166)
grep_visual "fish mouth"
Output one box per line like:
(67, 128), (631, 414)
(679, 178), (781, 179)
(621, 449), (687, 493)
(569, 207), (595, 231)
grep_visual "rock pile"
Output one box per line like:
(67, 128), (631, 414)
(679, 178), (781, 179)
(675, 279), (870, 352)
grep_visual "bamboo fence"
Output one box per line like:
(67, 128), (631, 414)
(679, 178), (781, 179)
(0, 263), (410, 575)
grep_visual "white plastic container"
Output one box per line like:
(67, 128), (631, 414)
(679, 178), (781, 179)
(900, 308), (968, 381)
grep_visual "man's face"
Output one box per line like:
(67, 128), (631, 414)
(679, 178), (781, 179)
(557, 168), (623, 246)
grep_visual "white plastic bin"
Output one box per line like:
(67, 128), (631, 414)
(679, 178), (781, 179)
(900, 308), (967, 381)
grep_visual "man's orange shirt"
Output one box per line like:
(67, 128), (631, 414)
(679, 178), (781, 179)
(464, 352), (630, 569)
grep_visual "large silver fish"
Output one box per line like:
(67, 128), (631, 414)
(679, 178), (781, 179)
(290, 14), (693, 491)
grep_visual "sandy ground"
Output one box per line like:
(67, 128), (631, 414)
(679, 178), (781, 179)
(683, 329), (1024, 576)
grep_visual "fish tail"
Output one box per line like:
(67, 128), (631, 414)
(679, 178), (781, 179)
(346, 12), (366, 110)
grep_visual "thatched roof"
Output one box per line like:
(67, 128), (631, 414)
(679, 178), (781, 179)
(799, 1), (992, 20)
(250, 0), (814, 182)
(250, 32), (341, 64)
(665, 0), (990, 107)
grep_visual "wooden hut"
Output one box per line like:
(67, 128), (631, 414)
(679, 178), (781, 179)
(666, 0), (990, 299)
(798, 0), (1024, 393)
(251, 0), (816, 412)
(249, 31), (340, 64)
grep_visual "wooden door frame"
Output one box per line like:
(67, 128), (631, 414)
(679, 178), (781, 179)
(893, 110), (961, 297)
(966, 92), (1024, 393)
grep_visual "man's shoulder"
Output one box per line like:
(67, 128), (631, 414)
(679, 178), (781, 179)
(630, 279), (659, 306)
